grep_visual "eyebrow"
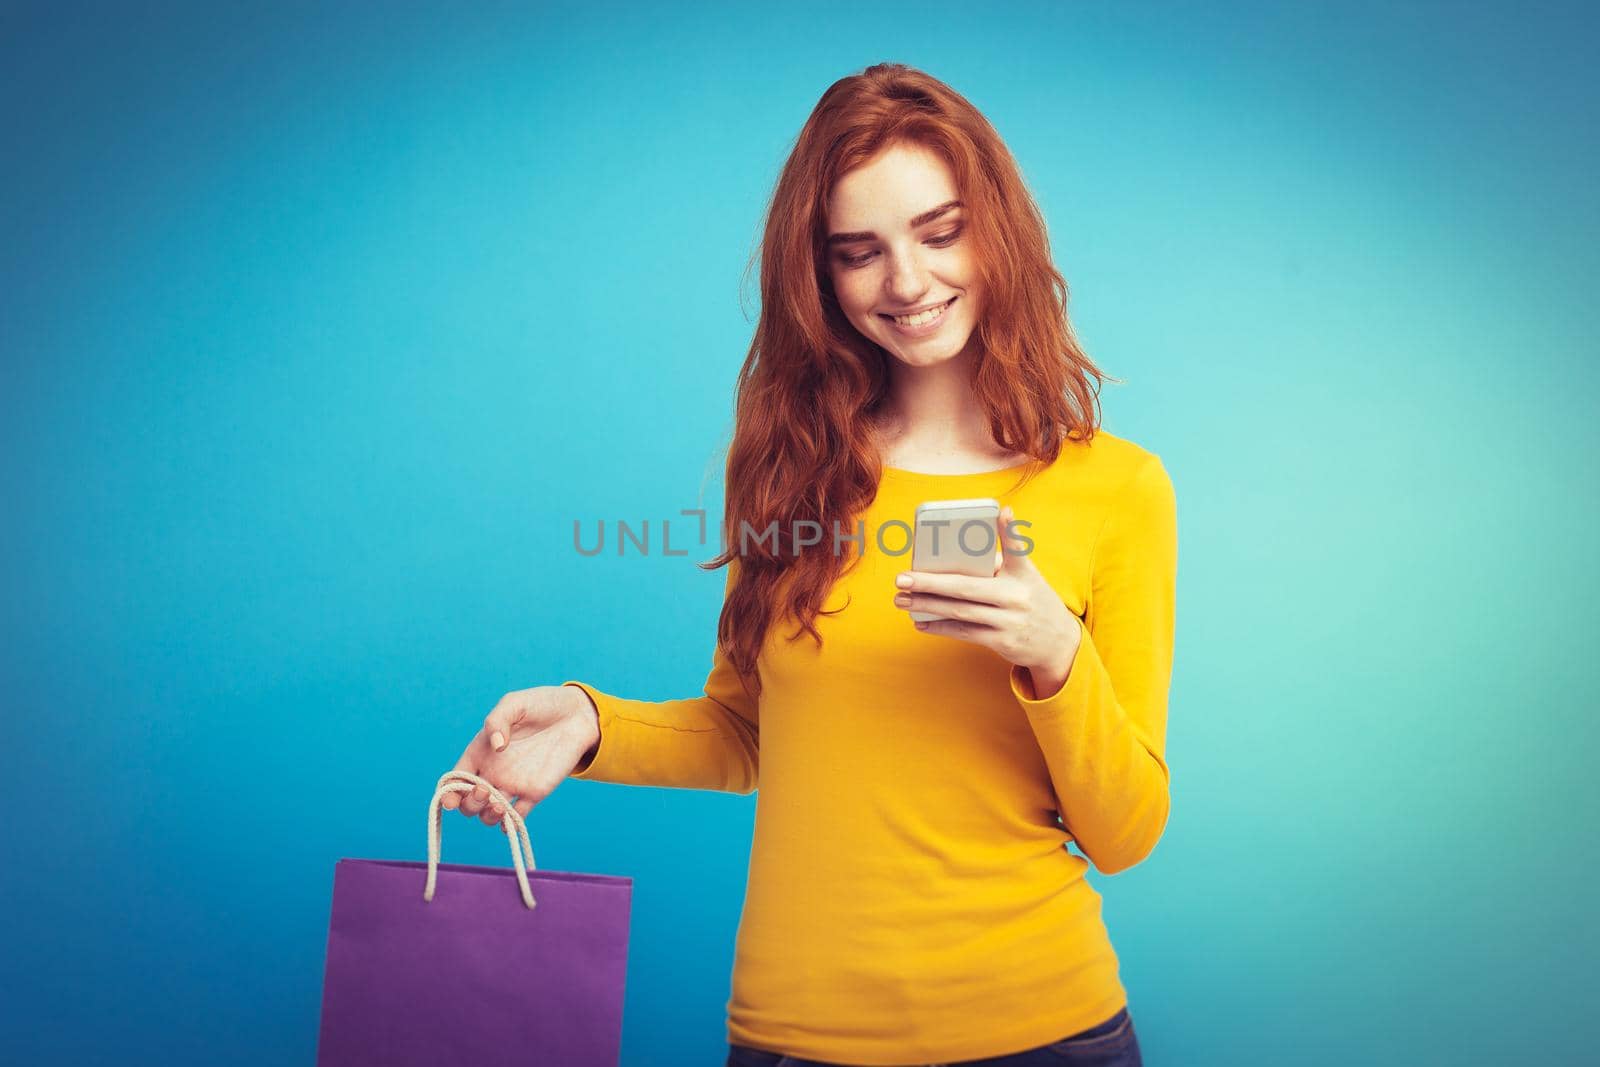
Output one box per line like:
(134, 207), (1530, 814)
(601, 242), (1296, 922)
(826, 199), (964, 246)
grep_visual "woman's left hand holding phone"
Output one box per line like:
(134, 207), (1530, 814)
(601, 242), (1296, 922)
(895, 505), (1083, 698)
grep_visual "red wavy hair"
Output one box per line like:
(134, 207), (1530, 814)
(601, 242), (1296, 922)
(703, 62), (1114, 695)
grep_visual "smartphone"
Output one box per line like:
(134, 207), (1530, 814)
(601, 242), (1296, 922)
(907, 497), (1001, 622)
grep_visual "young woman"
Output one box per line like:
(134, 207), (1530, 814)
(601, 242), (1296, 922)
(443, 63), (1175, 1067)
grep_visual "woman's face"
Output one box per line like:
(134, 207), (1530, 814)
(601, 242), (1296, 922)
(825, 141), (983, 369)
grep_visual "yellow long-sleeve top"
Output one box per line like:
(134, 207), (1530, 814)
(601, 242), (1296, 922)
(562, 429), (1177, 1065)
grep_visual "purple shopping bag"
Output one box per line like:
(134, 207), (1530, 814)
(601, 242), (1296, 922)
(316, 770), (632, 1066)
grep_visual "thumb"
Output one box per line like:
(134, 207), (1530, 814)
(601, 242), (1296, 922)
(998, 505), (1032, 573)
(485, 693), (529, 752)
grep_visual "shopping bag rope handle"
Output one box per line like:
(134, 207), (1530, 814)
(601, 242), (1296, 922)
(424, 770), (538, 909)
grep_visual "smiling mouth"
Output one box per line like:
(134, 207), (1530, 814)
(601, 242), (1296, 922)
(879, 297), (956, 327)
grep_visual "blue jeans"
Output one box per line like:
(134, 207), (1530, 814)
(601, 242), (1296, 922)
(725, 1005), (1142, 1066)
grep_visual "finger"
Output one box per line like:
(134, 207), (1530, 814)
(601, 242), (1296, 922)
(484, 692), (530, 753)
(480, 799), (506, 826)
(913, 615), (1003, 649)
(999, 506), (1034, 573)
(897, 591), (1006, 627)
(441, 741), (480, 810)
(514, 798), (535, 819)
(897, 568), (1012, 607)
(459, 783), (489, 817)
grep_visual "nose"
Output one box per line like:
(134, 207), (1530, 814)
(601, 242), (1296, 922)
(883, 242), (933, 307)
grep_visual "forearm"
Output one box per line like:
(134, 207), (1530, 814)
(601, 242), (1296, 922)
(560, 678), (760, 795)
(1011, 627), (1171, 875)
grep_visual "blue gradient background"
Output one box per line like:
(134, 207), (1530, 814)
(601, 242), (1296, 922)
(3, 2), (1596, 1064)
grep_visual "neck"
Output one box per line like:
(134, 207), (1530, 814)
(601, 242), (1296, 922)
(874, 346), (991, 450)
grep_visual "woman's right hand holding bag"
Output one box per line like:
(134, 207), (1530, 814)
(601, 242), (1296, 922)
(442, 684), (601, 826)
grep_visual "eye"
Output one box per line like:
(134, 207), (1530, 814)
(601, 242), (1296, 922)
(835, 226), (963, 270)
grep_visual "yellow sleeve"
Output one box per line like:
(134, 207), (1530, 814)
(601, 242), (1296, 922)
(1009, 454), (1178, 874)
(560, 562), (760, 795)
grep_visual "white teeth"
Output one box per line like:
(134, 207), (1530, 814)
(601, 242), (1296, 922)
(889, 299), (951, 327)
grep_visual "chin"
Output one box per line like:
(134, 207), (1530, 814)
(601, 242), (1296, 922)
(875, 327), (978, 368)
(885, 345), (964, 369)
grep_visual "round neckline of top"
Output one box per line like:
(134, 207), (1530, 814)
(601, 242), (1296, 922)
(879, 457), (1037, 479)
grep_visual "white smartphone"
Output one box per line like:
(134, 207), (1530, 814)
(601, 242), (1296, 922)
(907, 497), (1001, 622)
